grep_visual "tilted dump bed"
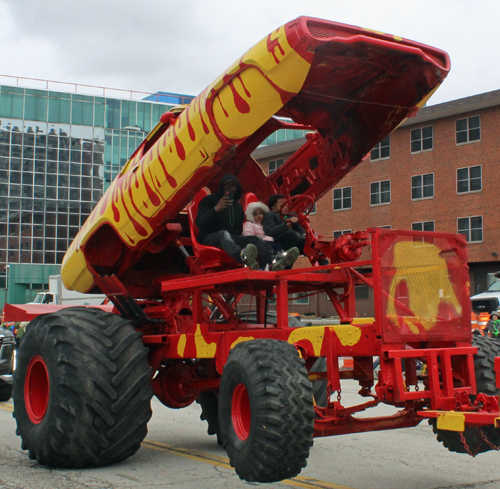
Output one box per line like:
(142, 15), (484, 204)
(61, 16), (450, 295)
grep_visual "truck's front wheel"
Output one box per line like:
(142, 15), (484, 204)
(13, 307), (153, 467)
(219, 339), (314, 482)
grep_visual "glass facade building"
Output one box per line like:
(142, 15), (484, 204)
(0, 84), (174, 272)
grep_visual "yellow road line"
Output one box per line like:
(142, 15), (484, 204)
(0, 404), (353, 489)
(142, 439), (355, 489)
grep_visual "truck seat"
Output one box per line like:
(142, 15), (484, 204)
(187, 189), (240, 270)
(243, 192), (258, 210)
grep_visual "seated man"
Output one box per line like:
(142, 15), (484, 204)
(264, 194), (329, 266)
(195, 175), (298, 271)
(263, 194), (306, 254)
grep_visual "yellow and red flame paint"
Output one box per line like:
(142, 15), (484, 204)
(61, 22), (311, 292)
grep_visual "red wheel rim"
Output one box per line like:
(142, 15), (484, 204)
(232, 383), (251, 440)
(25, 355), (50, 424)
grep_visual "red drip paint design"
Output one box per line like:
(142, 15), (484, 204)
(156, 144), (178, 188)
(229, 79), (250, 114)
(171, 123), (186, 160)
(140, 169), (161, 207)
(267, 33), (285, 64)
(125, 232), (135, 245)
(195, 95), (210, 135)
(199, 150), (206, 158)
(185, 106), (196, 141)
(217, 94), (229, 117)
(238, 75), (251, 98)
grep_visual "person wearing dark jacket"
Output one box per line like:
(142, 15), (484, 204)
(263, 194), (306, 253)
(196, 175), (298, 271)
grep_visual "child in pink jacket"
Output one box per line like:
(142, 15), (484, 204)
(244, 201), (299, 270)
(243, 202), (275, 243)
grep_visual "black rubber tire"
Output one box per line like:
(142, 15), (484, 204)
(196, 391), (222, 445)
(13, 307), (153, 467)
(0, 383), (13, 402)
(219, 339), (314, 483)
(430, 335), (500, 454)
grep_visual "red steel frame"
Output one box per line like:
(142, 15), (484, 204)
(134, 227), (500, 436)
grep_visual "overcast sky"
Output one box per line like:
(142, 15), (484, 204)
(0, 0), (498, 106)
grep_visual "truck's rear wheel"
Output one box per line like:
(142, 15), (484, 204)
(13, 307), (152, 467)
(219, 339), (314, 482)
(196, 391), (222, 445)
(430, 335), (500, 454)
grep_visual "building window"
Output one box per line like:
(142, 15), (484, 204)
(333, 229), (352, 239)
(458, 216), (483, 243)
(412, 221), (435, 232)
(269, 158), (284, 175)
(411, 126), (433, 153)
(411, 173), (434, 200)
(378, 225), (392, 229)
(333, 187), (352, 211)
(457, 166), (482, 193)
(309, 203), (317, 215)
(293, 293), (309, 305)
(371, 136), (390, 160)
(456, 116), (480, 144)
(370, 180), (391, 205)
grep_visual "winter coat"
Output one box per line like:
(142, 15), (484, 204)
(263, 210), (305, 241)
(195, 174), (245, 242)
(243, 202), (274, 242)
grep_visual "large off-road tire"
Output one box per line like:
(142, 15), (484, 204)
(310, 357), (328, 407)
(219, 339), (314, 483)
(0, 383), (13, 402)
(430, 335), (500, 454)
(13, 307), (153, 467)
(196, 391), (222, 445)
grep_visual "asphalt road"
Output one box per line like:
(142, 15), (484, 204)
(2, 380), (500, 489)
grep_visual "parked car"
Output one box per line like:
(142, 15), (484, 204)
(0, 324), (15, 401)
(471, 276), (500, 313)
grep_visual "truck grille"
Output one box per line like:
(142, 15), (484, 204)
(471, 298), (499, 313)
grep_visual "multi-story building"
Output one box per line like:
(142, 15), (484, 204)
(0, 78), (193, 305)
(254, 89), (500, 316)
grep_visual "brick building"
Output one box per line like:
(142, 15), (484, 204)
(253, 89), (500, 316)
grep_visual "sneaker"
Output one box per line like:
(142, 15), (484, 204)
(241, 243), (259, 270)
(271, 247), (299, 271)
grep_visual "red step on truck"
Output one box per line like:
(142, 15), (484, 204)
(5, 16), (500, 484)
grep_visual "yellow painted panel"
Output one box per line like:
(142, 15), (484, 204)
(194, 324), (217, 358)
(230, 336), (255, 349)
(177, 335), (187, 357)
(351, 318), (375, 325)
(213, 67), (287, 141)
(288, 327), (326, 357)
(436, 412), (465, 432)
(333, 325), (362, 346)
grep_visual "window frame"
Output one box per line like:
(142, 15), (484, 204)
(456, 116), (481, 145)
(333, 186), (352, 211)
(268, 158), (284, 175)
(410, 125), (433, 154)
(412, 221), (435, 232)
(411, 172), (434, 201)
(370, 180), (391, 206)
(457, 165), (482, 194)
(457, 215), (483, 243)
(292, 293), (310, 305)
(333, 229), (352, 239)
(370, 136), (391, 161)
